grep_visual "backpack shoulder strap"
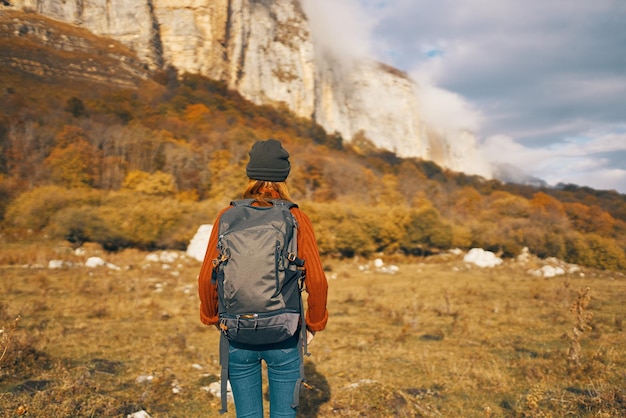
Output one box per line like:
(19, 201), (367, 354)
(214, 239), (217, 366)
(230, 198), (255, 207)
(271, 199), (298, 210)
(229, 199), (298, 209)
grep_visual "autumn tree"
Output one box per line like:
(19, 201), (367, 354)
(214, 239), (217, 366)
(525, 192), (570, 257)
(5, 121), (54, 185)
(564, 202), (616, 236)
(396, 160), (428, 204)
(529, 192), (567, 221)
(122, 170), (177, 196)
(358, 205), (408, 253)
(291, 153), (336, 202)
(4, 186), (100, 231)
(565, 232), (626, 270)
(65, 96), (87, 117)
(43, 126), (99, 188)
(488, 191), (531, 219)
(450, 186), (484, 219)
(400, 201), (452, 255)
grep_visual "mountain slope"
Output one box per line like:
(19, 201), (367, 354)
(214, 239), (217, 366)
(1, 7), (625, 271)
(0, 9), (149, 88)
(5, 0), (491, 178)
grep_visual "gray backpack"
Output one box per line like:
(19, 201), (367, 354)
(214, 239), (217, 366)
(211, 199), (308, 412)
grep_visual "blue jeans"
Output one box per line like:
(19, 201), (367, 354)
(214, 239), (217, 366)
(229, 337), (301, 418)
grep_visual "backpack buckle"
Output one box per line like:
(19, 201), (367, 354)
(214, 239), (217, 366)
(212, 251), (230, 268)
(288, 253), (305, 268)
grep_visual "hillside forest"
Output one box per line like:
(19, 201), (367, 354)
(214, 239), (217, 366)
(1, 63), (626, 271)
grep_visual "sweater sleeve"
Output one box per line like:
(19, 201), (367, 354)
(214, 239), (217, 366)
(292, 208), (329, 332)
(197, 207), (230, 326)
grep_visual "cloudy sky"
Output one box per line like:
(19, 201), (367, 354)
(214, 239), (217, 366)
(302, 0), (626, 194)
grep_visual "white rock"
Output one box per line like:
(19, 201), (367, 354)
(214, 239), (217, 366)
(145, 253), (160, 263)
(159, 251), (179, 263)
(85, 257), (106, 268)
(568, 265), (582, 274)
(48, 260), (66, 269)
(541, 265), (565, 278)
(110, 263), (121, 271)
(529, 265), (566, 278)
(346, 379), (378, 389)
(517, 247), (531, 263)
(205, 381), (233, 401)
(85, 256), (120, 270)
(127, 411), (152, 418)
(186, 224), (213, 262)
(135, 375), (154, 384)
(463, 248), (503, 268)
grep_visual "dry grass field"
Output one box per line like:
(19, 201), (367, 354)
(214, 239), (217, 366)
(1, 240), (625, 417)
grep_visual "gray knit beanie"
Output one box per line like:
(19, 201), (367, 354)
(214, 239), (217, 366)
(246, 139), (291, 182)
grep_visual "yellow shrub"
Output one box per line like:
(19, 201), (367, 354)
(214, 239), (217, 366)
(4, 186), (101, 231)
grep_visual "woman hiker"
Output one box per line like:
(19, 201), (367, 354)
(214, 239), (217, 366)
(198, 138), (329, 417)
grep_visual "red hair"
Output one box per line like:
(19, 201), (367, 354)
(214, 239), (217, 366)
(242, 180), (292, 206)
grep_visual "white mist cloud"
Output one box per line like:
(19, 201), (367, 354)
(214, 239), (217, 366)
(301, 0), (377, 62)
(302, 0), (487, 140)
(483, 132), (626, 191)
(411, 74), (483, 136)
(301, 0), (626, 193)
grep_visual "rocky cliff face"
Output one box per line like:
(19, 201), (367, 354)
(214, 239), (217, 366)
(7, 0), (491, 178)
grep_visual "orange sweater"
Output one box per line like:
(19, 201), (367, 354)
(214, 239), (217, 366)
(197, 205), (329, 332)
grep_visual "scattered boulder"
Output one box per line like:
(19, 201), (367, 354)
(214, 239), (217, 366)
(358, 258), (400, 275)
(85, 256), (120, 270)
(127, 411), (151, 418)
(516, 247), (531, 264)
(527, 256), (582, 278)
(135, 375), (154, 384)
(345, 379), (379, 389)
(203, 380), (233, 401)
(529, 265), (565, 278)
(463, 248), (503, 268)
(145, 251), (180, 263)
(48, 259), (68, 269)
(171, 379), (182, 394)
(186, 224), (213, 262)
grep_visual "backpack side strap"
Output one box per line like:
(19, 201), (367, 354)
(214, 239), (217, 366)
(291, 274), (310, 409)
(219, 333), (229, 414)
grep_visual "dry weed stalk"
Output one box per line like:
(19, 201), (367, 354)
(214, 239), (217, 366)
(523, 383), (553, 418)
(483, 405), (492, 417)
(566, 287), (593, 368)
(0, 315), (21, 369)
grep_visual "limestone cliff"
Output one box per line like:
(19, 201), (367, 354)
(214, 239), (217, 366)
(7, 0), (491, 177)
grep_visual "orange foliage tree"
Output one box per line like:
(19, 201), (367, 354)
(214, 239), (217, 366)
(43, 126), (99, 188)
